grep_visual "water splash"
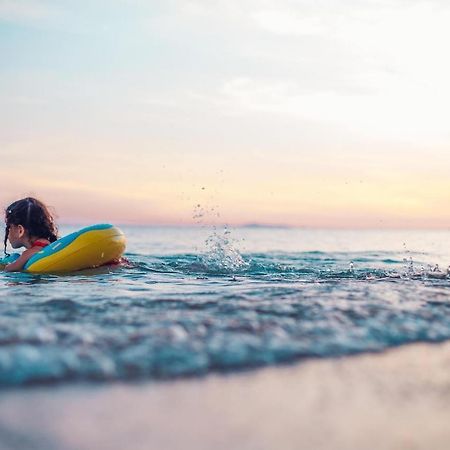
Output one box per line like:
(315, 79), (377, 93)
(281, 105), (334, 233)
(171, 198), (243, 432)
(199, 227), (248, 273)
(402, 256), (415, 277)
(349, 261), (355, 274)
(191, 191), (246, 273)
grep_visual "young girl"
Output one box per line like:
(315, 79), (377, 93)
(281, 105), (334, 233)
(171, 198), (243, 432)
(3, 197), (58, 272)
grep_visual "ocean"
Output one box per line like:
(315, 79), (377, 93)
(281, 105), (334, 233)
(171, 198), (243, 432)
(0, 225), (449, 386)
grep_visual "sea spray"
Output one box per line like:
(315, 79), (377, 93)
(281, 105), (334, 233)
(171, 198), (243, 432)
(199, 226), (248, 273)
(191, 189), (247, 273)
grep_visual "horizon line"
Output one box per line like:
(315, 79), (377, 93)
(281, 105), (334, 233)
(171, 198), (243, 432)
(55, 221), (450, 231)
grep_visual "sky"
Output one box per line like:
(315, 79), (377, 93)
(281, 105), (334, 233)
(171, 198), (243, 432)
(1, 0), (449, 228)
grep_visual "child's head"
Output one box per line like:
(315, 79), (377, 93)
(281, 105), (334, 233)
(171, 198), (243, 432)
(4, 197), (58, 254)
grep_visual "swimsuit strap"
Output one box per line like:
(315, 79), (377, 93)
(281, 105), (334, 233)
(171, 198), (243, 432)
(31, 241), (49, 248)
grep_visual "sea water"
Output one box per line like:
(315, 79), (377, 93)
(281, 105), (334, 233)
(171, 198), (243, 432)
(0, 226), (449, 386)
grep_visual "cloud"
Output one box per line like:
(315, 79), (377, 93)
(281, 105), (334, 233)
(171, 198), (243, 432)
(214, 75), (450, 142)
(175, 0), (450, 141)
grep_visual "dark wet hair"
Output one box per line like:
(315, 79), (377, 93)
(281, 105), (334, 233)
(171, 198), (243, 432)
(4, 197), (58, 256)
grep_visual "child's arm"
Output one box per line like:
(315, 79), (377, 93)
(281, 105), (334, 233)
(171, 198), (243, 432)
(3, 248), (41, 272)
(0, 253), (20, 270)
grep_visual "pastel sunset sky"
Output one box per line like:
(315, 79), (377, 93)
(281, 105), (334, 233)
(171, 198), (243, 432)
(1, 0), (449, 228)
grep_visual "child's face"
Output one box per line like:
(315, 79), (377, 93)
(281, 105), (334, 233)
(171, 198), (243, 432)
(7, 224), (26, 249)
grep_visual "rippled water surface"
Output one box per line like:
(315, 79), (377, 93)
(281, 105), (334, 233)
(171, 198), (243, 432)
(1, 226), (449, 386)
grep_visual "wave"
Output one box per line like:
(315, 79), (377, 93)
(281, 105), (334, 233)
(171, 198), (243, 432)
(0, 243), (449, 387)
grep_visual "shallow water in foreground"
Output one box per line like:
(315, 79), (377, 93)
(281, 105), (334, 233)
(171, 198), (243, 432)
(0, 226), (449, 386)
